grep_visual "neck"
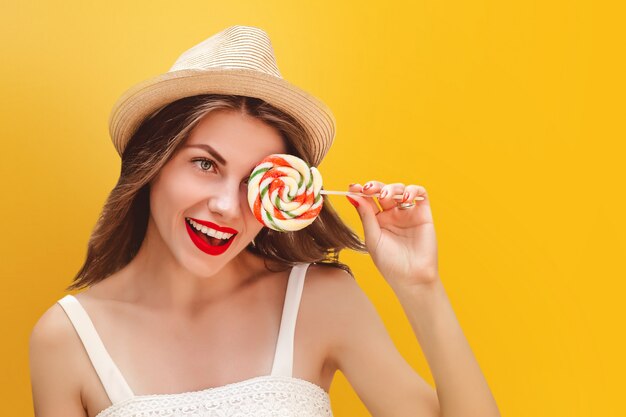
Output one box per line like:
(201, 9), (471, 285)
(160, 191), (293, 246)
(116, 220), (268, 314)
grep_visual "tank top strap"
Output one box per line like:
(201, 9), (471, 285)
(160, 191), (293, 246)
(57, 295), (134, 404)
(270, 263), (311, 377)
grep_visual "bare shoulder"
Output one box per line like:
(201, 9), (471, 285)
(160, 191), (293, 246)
(300, 264), (372, 355)
(303, 263), (358, 286)
(303, 261), (375, 311)
(30, 302), (76, 346)
(303, 264), (440, 416)
(301, 263), (362, 317)
(303, 263), (367, 315)
(29, 301), (87, 416)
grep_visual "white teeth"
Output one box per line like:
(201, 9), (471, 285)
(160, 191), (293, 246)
(187, 219), (234, 240)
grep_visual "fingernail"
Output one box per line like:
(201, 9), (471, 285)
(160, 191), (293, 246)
(402, 192), (409, 202)
(346, 196), (359, 208)
(363, 183), (372, 190)
(380, 190), (388, 198)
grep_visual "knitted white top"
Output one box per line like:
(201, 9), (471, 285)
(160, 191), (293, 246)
(57, 263), (333, 417)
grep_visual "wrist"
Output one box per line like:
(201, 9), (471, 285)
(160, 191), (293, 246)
(391, 274), (443, 298)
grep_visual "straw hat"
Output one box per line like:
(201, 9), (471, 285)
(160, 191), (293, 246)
(108, 25), (336, 166)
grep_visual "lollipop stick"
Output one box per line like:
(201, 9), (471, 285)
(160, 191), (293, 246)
(320, 190), (425, 201)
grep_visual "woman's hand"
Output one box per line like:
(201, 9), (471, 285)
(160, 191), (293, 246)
(346, 181), (439, 291)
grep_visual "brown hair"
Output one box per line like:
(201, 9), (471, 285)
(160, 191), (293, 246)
(67, 94), (365, 291)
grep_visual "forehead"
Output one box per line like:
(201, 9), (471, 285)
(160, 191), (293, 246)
(183, 110), (287, 163)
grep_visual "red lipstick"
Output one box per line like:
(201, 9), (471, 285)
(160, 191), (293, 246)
(188, 218), (238, 235)
(185, 218), (238, 256)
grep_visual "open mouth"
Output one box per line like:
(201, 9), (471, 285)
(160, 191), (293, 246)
(185, 218), (238, 256)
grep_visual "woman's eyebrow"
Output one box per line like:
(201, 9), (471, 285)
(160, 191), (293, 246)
(184, 144), (226, 165)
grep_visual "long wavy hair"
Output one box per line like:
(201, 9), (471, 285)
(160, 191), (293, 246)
(67, 94), (366, 291)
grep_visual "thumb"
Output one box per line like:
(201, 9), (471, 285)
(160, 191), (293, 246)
(346, 195), (381, 243)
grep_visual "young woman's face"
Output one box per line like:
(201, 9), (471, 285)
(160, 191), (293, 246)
(148, 109), (287, 275)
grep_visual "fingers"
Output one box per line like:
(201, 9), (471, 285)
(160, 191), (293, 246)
(346, 180), (429, 246)
(362, 181), (406, 211)
(377, 182), (408, 211)
(348, 183), (379, 214)
(347, 183), (381, 242)
(361, 181), (428, 212)
(402, 184), (428, 203)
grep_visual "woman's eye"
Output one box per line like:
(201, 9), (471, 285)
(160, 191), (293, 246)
(192, 158), (216, 173)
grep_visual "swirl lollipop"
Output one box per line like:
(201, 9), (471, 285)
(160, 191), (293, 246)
(247, 154), (323, 232)
(247, 154), (425, 232)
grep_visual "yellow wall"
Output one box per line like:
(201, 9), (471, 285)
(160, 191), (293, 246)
(2, 1), (624, 416)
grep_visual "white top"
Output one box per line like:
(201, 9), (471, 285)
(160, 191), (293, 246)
(57, 263), (333, 417)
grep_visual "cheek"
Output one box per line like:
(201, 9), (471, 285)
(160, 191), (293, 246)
(150, 170), (200, 220)
(159, 164), (206, 200)
(241, 196), (262, 232)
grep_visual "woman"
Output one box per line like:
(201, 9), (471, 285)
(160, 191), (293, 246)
(29, 26), (500, 417)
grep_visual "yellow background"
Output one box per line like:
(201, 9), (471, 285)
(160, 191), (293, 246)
(2, 1), (624, 416)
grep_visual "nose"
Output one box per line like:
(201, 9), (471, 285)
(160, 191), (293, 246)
(206, 182), (243, 219)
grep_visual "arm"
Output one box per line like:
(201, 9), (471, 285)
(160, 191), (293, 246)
(394, 279), (500, 417)
(29, 303), (87, 417)
(318, 267), (440, 417)
(344, 181), (500, 417)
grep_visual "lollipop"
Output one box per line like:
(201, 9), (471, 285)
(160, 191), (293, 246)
(247, 154), (425, 232)
(247, 154), (323, 232)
